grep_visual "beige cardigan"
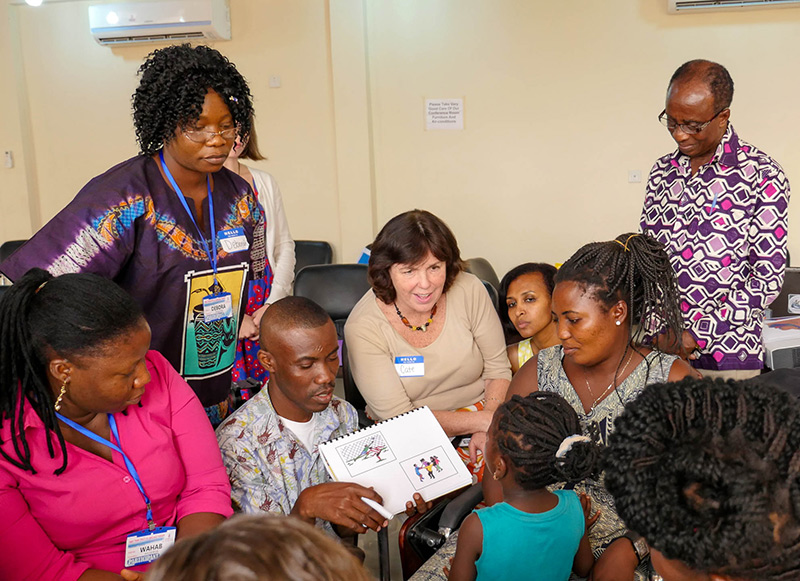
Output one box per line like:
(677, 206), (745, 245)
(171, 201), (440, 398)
(344, 272), (512, 420)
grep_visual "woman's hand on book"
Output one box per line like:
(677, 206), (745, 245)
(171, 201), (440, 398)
(292, 482), (388, 533)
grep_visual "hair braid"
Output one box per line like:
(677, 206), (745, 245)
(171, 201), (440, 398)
(494, 392), (602, 490)
(605, 377), (800, 579)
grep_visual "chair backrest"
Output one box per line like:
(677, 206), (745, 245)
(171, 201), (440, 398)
(481, 279), (499, 311)
(0, 239), (27, 264)
(465, 257), (500, 293)
(294, 240), (333, 277)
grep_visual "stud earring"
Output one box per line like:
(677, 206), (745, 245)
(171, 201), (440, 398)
(492, 471), (500, 481)
(54, 379), (67, 411)
(615, 320), (621, 326)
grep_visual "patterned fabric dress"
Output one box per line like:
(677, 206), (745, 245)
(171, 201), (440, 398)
(0, 156), (268, 410)
(231, 269), (273, 384)
(538, 345), (677, 579)
(409, 345), (678, 581)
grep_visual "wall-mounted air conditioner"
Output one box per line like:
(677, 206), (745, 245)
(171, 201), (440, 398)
(88, 0), (230, 46)
(668, 0), (800, 13)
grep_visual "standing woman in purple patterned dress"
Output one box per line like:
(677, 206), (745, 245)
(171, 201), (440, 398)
(0, 44), (267, 426)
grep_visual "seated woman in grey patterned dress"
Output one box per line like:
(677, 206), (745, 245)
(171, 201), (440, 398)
(410, 233), (695, 581)
(499, 233), (695, 580)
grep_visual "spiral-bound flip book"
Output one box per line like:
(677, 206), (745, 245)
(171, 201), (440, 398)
(318, 406), (473, 515)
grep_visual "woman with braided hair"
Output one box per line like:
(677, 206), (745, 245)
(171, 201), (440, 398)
(605, 377), (800, 581)
(495, 232), (695, 581)
(448, 392), (601, 580)
(0, 269), (232, 580)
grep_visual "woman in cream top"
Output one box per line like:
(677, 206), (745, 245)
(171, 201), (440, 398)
(344, 210), (511, 439)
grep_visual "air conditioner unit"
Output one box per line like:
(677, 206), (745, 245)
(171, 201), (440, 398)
(88, 0), (230, 46)
(668, 0), (800, 13)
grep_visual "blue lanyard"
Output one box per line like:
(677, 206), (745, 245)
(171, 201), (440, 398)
(56, 412), (156, 530)
(159, 150), (219, 284)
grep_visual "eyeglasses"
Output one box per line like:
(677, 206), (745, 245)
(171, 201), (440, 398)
(182, 126), (238, 143)
(658, 108), (727, 135)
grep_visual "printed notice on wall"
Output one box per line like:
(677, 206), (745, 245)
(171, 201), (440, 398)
(425, 99), (464, 130)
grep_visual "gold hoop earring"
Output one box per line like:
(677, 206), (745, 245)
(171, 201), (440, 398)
(54, 380), (67, 411)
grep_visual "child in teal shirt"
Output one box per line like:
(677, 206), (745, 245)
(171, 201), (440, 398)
(449, 392), (599, 580)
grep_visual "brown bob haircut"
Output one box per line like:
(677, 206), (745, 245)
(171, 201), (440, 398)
(368, 209), (464, 304)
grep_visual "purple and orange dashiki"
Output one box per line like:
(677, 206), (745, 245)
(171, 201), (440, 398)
(0, 155), (269, 407)
(640, 125), (790, 371)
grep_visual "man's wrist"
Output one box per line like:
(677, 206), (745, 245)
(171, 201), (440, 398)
(290, 491), (315, 523)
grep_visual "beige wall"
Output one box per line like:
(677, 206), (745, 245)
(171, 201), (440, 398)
(1, 0), (799, 278)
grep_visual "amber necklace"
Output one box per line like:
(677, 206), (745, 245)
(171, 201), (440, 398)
(583, 351), (634, 411)
(394, 302), (438, 332)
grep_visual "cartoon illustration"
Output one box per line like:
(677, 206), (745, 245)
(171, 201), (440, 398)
(422, 458), (435, 479)
(413, 463), (425, 482)
(347, 437), (389, 466)
(430, 455), (442, 472)
(336, 431), (396, 477)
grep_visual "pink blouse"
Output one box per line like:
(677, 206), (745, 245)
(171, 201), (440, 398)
(0, 350), (233, 580)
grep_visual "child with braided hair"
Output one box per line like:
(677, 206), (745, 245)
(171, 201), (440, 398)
(448, 392), (601, 581)
(605, 377), (800, 581)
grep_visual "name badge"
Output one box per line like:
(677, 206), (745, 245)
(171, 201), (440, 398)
(203, 292), (233, 321)
(219, 227), (249, 253)
(124, 526), (176, 568)
(395, 355), (424, 377)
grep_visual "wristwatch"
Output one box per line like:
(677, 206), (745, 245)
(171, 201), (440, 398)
(622, 530), (650, 563)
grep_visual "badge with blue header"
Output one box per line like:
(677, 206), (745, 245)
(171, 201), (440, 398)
(218, 227), (249, 253)
(394, 355), (424, 377)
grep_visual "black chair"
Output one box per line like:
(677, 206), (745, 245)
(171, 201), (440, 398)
(399, 482), (482, 578)
(0, 240), (27, 284)
(464, 257), (500, 293)
(0, 239), (26, 263)
(293, 240), (333, 277)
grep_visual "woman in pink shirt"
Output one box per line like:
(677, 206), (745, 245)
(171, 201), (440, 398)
(0, 268), (233, 580)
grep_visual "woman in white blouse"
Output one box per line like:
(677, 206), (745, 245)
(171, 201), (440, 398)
(224, 123), (295, 382)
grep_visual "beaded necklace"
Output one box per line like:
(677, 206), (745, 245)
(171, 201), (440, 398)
(394, 302), (438, 332)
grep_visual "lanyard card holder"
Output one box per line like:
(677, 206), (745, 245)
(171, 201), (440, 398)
(203, 292), (233, 322)
(124, 526), (177, 568)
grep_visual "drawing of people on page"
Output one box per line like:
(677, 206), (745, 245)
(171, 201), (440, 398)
(337, 432), (396, 477)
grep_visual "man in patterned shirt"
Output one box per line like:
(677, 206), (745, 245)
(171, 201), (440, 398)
(641, 59), (790, 380)
(217, 296), (427, 536)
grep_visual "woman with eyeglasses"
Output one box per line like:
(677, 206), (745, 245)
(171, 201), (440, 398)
(0, 45), (266, 426)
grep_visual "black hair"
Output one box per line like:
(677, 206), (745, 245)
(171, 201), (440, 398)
(494, 392), (602, 490)
(260, 296), (332, 347)
(133, 44), (255, 156)
(669, 59), (734, 113)
(605, 377), (800, 580)
(555, 233), (684, 352)
(498, 262), (557, 342)
(0, 268), (145, 475)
